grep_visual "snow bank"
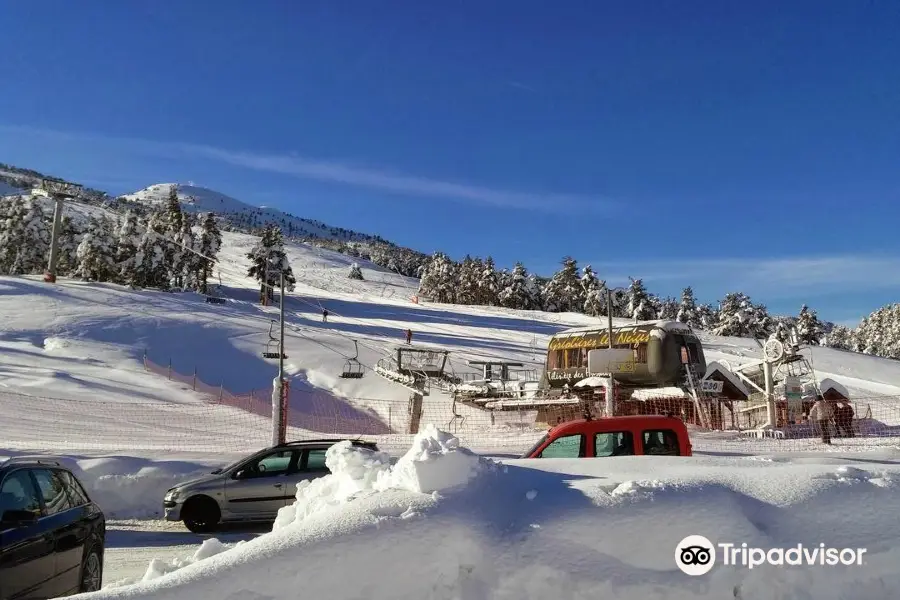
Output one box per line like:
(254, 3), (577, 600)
(141, 539), (238, 582)
(86, 448), (900, 600)
(0, 453), (214, 519)
(274, 424), (486, 529)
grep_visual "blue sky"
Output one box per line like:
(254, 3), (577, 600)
(2, 1), (899, 326)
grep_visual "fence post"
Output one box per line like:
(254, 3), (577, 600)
(388, 406), (392, 433)
(193, 367), (197, 391)
(219, 383), (224, 403)
(167, 359), (172, 380)
(143, 349), (147, 370)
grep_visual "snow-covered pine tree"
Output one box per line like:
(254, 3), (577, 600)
(455, 256), (480, 305)
(796, 304), (825, 345)
(498, 262), (532, 310)
(56, 216), (83, 277)
(114, 210), (143, 286)
(496, 268), (512, 302)
(12, 198), (51, 274)
(542, 257), (582, 312)
(823, 324), (854, 351)
(747, 303), (774, 338)
(197, 212), (222, 294)
(246, 224), (296, 303)
(477, 257), (500, 306)
(75, 217), (117, 282)
(173, 219), (198, 290)
(657, 296), (679, 320)
(348, 262), (364, 280)
(0, 196), (29, 274)
(417, 252), (456, 303)
(526, 274), (545, 310)
(627, 278), (656, 321)
(712, 292), (758, 337)
(676, 287), (698, 327)
(163, 186), (184, 275)
(132, 212), (171, 290)
(696, 303), (717, 330)
(580, 265), (606, 316)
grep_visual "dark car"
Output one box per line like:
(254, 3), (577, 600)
(0, 457), (106, 599)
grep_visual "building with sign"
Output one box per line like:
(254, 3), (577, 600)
(541, 320), (706, 390)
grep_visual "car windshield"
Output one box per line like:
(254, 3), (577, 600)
(213, 454), (255, 474)
(522, 433), (549, 458)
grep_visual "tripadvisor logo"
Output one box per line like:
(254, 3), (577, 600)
(675, 535), (867, 575)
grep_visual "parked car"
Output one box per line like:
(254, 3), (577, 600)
(0, 457), (105, 599)
(164, 439), (379, 533)
(522, 415), (693, 458)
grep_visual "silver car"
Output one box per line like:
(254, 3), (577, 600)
(163, 439), (379, 532)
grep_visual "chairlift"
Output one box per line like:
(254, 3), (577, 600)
(262, 320), (287, 359)
(340, 340), (364, 379)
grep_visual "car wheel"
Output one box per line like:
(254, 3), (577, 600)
(80, 544), (103, 593)
(182, 496), (221, 533)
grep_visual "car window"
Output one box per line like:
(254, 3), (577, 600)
(57, 470), (91, 506)
(0, 470), (42, 518)
(594, 432), (634, 457)
(304, 449), (328, 471)
(32, 469), (74, 515)
(643, 429), (680, 456)
(538, 434), (584, 458)
(247, 450), (294, 477)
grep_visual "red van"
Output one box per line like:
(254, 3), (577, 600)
(522, 415), (692, 458)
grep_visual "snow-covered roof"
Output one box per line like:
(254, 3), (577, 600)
(573, 376), (608, 388)
(630, 386), (688, 401)
(555, 320), (693, 338)
(819, 378), (850, 398)
(704, 361), (750, 397)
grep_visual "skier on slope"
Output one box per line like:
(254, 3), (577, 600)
(322, 309), (328, 322)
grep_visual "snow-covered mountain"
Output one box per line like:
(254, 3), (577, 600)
(119, 183), (380, 243)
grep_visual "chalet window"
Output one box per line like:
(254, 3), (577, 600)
(565, 348), (582, 369)
(633, 343), (648, 364)
(547, 351), (559, 370)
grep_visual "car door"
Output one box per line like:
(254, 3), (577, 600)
(223, 449), (300, 520)
(31, 469), (87, 597)
(282, 448), (330, 502)
(0, 469), (56, 599)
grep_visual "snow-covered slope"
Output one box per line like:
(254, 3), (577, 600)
(120, 183), (377, 241)
(0, 180), (25, 196)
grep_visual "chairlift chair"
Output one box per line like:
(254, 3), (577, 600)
(262, 320), (287, 359)
(205, 295), (226, 305)
(340, 340), (365, 379)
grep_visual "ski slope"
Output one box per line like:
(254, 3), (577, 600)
(2, 196), (900, 596)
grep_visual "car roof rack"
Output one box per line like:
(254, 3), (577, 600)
(2, 456), (63, 467)
(276, 438), (376, 447)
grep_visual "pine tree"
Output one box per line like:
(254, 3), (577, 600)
(197, 212), (222, 294)
(498, 262), (533, 310)
(417, 252), (456, 303)
(696, 303), (717, 330)
(627, 278), (655, 320)
(456, 256), (481, 305)
(56, 216), (82, 277)
(824, 324), (854, 351)
(348, 262), (364, 280)
(246, 224), (296, 303)
(75, 217), (117, 282)
(580, 265), (606, 316)
(173, 219), (198, 290)
(542, 257), (582, 312)
(132, 212), (171, 290)
(0, 196), (30, 274)
(712, 292), (756, 337)
(796, 304), (825, 345)
(676, 287), (698, 327)
(115, 210), (143, 285)
(477, 256), (500, 306)
(13, 199), (51, 274)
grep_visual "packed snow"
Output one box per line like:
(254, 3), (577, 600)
(85, 428), (900, 599)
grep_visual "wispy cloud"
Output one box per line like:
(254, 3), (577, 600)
(0, 124), (607, 212)
(596, 255), (900, 298)
(505, 81), (537, 93)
